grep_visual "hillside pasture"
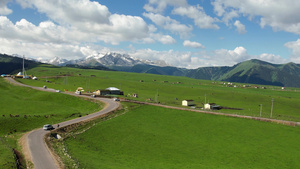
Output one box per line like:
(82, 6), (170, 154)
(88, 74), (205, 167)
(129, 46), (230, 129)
(63, 104), (300, 169)
(0, 77), (103, 168)
(18, 65), (300, 122)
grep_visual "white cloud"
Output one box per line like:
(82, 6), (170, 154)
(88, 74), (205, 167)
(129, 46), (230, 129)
(152, 34), (176, 44)
(127, 46), (286, 68)
(183, 40), (205, 49)
(127, 46), (282, 68)
(0, 38), (84, 60)
(213, 46), (250, 64)
(143, 12), (193, 38)
(172, 5), (220, 29)
(17, 0), (110, 25)
(144, 0), (188, 13)
(128, 48), (194, 68)
(144, 0), (219, 30)
(222, 10), (239, 26)
(234, 20), (247, 34)
(14, 0), (150, 45)
(212, 0), (300, 34)
(258, 53), (286, 64)
(1, 35), (287, 68)
(209, 46), (286, 66)
(0, 0), (12, 15)
(285, 39), (300, 62)
(0, 16), (90, 44)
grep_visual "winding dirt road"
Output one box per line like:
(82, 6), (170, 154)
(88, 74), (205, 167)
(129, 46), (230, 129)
(5, 77), (120, 169)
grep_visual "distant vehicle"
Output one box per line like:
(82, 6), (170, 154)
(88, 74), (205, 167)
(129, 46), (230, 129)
(43, 124), (54, 130)
(91, 94), (96, 98)
(75, 91), (81, 95)
(113, 98), (120, 101)
(56, 90), (61, 93)
(43, 85), (47, 89)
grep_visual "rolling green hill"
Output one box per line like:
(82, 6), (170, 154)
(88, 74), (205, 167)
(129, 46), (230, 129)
(216, 59), (300, 87)
(2, 54), (300, 87)
(1, 55), (300, 168)
(12, 64), (300, 122)
(0, 54), (40, 75)
(0, 77), (102, 168)
(111, 59), (300, 87)
(58, 103), (300, 169)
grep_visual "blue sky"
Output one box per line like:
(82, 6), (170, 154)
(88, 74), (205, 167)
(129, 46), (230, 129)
(1, 0), (300, 68)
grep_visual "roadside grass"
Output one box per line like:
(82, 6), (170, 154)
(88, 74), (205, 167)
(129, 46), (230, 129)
(49, 102), (137, 168)
(18, 65), (300, 121)
(0, 78), (103, 168)
(62, 103), (300, 169)
(0, 137), (16, 168)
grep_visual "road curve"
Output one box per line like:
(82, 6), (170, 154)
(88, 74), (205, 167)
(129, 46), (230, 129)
(5, 77), (120, 169)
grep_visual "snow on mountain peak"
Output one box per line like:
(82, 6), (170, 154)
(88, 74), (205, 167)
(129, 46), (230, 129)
(43, 52), (169, 67)
(48, 56), (68, 65)
(86, 53), (105, 60)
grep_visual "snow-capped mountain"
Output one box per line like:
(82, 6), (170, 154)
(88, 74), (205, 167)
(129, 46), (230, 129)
(91, 52), (144, 66)
(46, 52), (169, 67)
(48, 56), (68, 65)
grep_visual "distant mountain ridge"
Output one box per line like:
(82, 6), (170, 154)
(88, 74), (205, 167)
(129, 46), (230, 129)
(0, 53), (40, 74)
(1, 53), (300, 87)
(111, 59), (300, 87)
(46, 52), (169, 67)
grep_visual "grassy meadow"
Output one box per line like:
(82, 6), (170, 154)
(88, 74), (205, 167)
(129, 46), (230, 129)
(0, 77), (103, 168)
(3, 64), (299, 168)
(17, 64), (300, 122)
(61, 103), (300, 169)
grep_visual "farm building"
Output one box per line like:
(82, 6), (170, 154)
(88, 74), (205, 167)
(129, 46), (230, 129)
(95, 87), (123, 96)
(95, 89), (110, 96)
(204, 103), (221, 110)
(1, 74), (11, 77)
(182, 100), (195, 106)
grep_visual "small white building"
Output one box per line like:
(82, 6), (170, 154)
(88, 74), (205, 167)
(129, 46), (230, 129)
(204, 103), (221, 110)
(182, 100), (195, 106)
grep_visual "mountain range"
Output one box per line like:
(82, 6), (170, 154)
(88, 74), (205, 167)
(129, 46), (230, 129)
(1, 53), (300, 88)
(47, 52), (169, 67)
(111, 59), (300, 87)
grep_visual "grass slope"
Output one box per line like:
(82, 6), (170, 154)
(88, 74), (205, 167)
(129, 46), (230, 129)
(64, 104), (300, 169)
(18, 64), (300, 122)
(0, 78), (103, 168)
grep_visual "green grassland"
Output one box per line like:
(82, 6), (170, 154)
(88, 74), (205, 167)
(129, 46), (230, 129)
(0, 77), (103, 168)
(17, 64), (300, 121)
(4, 65), (300, 168)
(62, 103), (300, 169)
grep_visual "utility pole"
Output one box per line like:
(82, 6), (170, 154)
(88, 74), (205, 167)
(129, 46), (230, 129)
(155, 88), (159, 103)
(270, 98), (274, 118)
(260, 104), (262, 117)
